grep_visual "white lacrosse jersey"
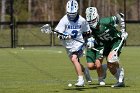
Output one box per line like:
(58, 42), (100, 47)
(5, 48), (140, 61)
(55, 15), (90, 56)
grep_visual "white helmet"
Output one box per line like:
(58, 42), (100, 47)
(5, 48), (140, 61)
(66, 0), (78, 21)
(85, 7), (99, 28)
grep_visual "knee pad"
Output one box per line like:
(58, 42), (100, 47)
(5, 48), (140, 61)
(107, 52), (119, 63)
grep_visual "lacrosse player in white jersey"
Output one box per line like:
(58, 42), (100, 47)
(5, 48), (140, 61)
(55, 0), (92, 87)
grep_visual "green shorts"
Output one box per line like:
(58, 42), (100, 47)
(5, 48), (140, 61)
(86, 38), (124, 63)
(103, 38), (124, 57)
(86, 47), (103, 63)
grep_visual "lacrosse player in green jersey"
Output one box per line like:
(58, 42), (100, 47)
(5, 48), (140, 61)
(85, 7), (128, 87)
(86, 36), (107, 86)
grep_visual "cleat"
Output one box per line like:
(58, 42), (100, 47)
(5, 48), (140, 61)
(111, 68), (125, 88)
(75, 79), (85, 87)
(84, 67), (92, 83)
(112, 69), (125, 88)
(111, 82), (125, 87)
(99, 81), (106, 86)
(98, 79), (105, 86)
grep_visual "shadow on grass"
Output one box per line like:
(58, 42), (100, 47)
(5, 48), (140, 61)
(48, 90), (60, 92)
(64, 86), (97, 91)
(64, 84), (130, 92)
(88, 83), (130, 88)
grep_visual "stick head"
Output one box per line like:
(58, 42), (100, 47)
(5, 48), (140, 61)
(41, 24), (52, 33)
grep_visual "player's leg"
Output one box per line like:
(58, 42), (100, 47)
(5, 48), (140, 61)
(95, 58), (107, 85)
(70, 53), (85, 87)
(69, 46), (88, 87)
(86, 48), (107, 85)
(107, 61), (125, 87)
(107, 39), (125, 87)
(83, 65), (93, 83)
(102, 64), (107, 79)
(84, 49), (96, 83)
(95, 47), (108, 85)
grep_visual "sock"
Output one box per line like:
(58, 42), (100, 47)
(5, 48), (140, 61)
(102, 64), (107, 70)
(114, 68), (120, 81)
(119, 68), (124, 82)
(102, 64), (107, 74)
(78, 75), (84, 81)
(114, 67), (124, 82)
(98, 77), (104, 82)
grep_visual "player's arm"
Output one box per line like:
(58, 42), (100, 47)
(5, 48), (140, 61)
(82, 31), (91, 39)
(55, 16), (72, 40)
(81, 20), (92, 39)
(116, 13), (128, 39)
(82, 20), (96, 48)
(82, 30), (96, 48)
(106, 13), (128, 39)
(116, 13), (125, 31)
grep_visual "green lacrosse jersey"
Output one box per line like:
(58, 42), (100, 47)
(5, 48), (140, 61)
(91, 16), (121, 45)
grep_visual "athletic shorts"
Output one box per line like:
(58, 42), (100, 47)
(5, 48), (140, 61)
(103, 38), (124, 57)
(86, 46), (103, 63)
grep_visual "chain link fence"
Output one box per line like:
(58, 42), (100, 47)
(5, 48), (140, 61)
(0, 0), (140, 47)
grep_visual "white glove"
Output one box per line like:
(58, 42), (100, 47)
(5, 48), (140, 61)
(87, 37), (95, 49)
(121, 31), (128, 40)
(58, 32), (71, 40)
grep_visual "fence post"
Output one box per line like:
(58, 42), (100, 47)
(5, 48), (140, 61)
(124, 0), (127, 46)
(10, 0), (16, 48)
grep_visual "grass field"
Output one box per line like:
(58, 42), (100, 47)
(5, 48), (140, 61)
(0, 46), (140, 93)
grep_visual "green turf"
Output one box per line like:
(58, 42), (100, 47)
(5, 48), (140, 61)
(0, 46), (140, 93)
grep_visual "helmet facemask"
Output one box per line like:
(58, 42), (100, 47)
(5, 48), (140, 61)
(66, 0), (78, 21)
(86, 7), (99, 28)
(67, 12), (78, 21)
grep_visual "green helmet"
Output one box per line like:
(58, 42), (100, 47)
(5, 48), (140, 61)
(85, 7), (99, 28)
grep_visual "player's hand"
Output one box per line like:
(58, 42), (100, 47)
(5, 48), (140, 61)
(58, 32), (71, 40)
(121, 31), (128, 40)
(87, 37), (95, 49)
(58, 35), (71, 40)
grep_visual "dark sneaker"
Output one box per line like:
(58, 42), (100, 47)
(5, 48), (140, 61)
(111, 82), (125, 87)
(99, 81), (105, 86)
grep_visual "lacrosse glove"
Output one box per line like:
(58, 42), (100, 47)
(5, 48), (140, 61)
(57, 32), (71, 40)
(86, 37), (95, 49)
(121, 31), (128, 40)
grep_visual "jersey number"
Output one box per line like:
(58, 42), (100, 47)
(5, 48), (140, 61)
(71, 30), (78, 38)
(99, 33), (113, 41)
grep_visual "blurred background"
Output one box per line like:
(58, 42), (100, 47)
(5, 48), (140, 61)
(0, 0), (140, 48)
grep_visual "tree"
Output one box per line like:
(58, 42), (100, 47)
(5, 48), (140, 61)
(28, 0), (32, 21)
(1, 0), (6, 31)
(79, 0), (83, 15)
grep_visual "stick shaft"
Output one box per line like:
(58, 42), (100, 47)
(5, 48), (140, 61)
(114, 37), (124, 53)
(52, 30), (99, 51)
(52, 30), (85, 43)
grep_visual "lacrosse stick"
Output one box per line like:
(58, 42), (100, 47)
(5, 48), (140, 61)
(107, 37), (125, 64)
(114, 37), (125, 53)
(40, 24), (99, 51)
(41, 24), (85, 43)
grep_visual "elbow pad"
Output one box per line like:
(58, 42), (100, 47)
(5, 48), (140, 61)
(116, 13), (125, 29)
(82, 31), (91, 38)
